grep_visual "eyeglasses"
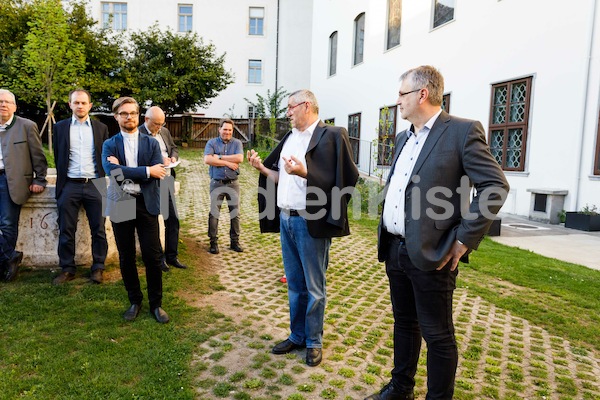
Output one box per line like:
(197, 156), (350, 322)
(149, 120), (166, 127)
(117, 111), (139, 119)
(287, 102), (307, 112)
(0, 100), (15, 105)
(398, 89), (423, 97)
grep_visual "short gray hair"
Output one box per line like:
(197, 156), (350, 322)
(289, 89), (319, 114)
(400, 65), (444, 106)
(0, 89), (17, 104)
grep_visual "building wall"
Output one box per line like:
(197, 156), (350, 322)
(309, 0), (600, 216)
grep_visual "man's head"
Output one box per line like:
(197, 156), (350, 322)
(219, 118), (234, 142)
(286, 89), (319, 131)
(145, 106), (166, 135)
(69, 89), (93, 121)
(396, 65), (444, 123)
(0, 89), (17, 124)
(112, 97), (140, 134)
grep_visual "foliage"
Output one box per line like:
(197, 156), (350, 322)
(580, 204), (598, 215)
(370, 106), (395, 185)
(244, 87), (289, 119)
(127, 25), (234, 115)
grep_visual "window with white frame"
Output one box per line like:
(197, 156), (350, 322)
(101, 2), (127, 31)
(329, 31), (338, 77)
(248, 106), (256, 119)
(178, 4), (193, 32)
(353, 13), (365, 66)
(348, 113), (361, 164)
(248, 60), (262, 84)
(432, 0), (454, 29)
(488, 77), (532, 171)
(386, 0), (402, 50)
(249, 7), (264, 35)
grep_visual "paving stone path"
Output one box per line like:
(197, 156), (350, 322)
(176, 154), (600, 400)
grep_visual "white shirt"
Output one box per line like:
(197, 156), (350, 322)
(382, 110), (443, 236)
(0, 115), (15, 170)
(67, 116), (97, 178)
(277, 119), (319, 210)
(145, 123), (171, 176)
(121, 130), (147, 194)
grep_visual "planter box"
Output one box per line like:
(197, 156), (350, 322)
(564, 212), (600, 231)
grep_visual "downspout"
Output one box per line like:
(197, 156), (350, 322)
(275, 0), (280, 92)
(574, 0), (598, 210)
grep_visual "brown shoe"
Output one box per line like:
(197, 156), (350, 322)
(306, 348), (322, 367)
(90, 269), (103, 284)
(53, 271), (75, 285)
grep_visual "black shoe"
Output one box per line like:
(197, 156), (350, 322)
(209, 242), (219, 254)
(364, 382), (414, 400)
(230, 243), (244, 252)
(53, 271), (76, 285)
(4, 251), (23, 282)
(271, 339), (305, 354)
(167, 258), (187, 269)
(306, 348), (322, 367)
(160, 261), (170, 272)
(123, 304), (141, 321)
(90, 269), (103, 284)
(152, 307), (170, 324)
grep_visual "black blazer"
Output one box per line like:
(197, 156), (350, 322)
(257, 121), (359, 238)
(53, 118), (109, 199)
(139, 124), (179, 178)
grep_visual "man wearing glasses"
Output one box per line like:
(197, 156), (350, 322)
(52, 89), (109, 285)
(247, 89), (359, 367)
(102, 97), (170, 323)
(0, 89), (47, 282)
(139, 106), (186, 271)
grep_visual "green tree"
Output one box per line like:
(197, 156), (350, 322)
(244, 87), (289, 120)
(127, 25), (234, 115)
(10, 0), (85, 150)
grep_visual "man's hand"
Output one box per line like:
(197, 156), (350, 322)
(281, 155), (307, 178)
(29, 184), (45, 193)
(149, 164), (166, 179)
(247, 149), (264, 171)
(107, 156), (120, 165)
(162, 156), (171, 166)
(437, 240), (468, 271)
(226, 161), (239, 171)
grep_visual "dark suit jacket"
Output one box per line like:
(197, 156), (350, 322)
(101, 132), (163, 215)
(53, 118), (109, 199)
(258, 121), (359, 238)
(377, 111), (510, 271)
(0, 116), (47, 205)
(139, 124), (179, 178)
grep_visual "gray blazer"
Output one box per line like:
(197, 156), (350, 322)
(0, 116), (47, 205)
(138, 124), (178, 159)
(377, 111), (509, 271)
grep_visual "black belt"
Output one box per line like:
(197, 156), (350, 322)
(390, 233), (405, 245)
(67, 177), (94, 183)
(282, 209), (301, 217)
(213, 179), (236, 184)
(0, 170), (4, 175)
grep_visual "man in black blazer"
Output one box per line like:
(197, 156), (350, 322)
(52, 89), (109, 285)
(102, 97), (170, 324)
(365, 66), (509, 400)
(248, 89), (359, 367)
(139, 106), (186, 271)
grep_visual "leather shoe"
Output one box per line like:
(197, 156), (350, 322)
(364, 382), (414, 400)
(306, 348), (322, 367)
(123, 304), (141, 321)
(4, 251), (23, 282)
(90, 269), (103, 284)
(272, 339), (305, 354)
(209, 242), (219, 254)
(230, 242), (244, 252)
(53, 271), (76, 285)
(152, 307), (170, 324)
(167, 258), (187, 269)
(160, 261), (170, 272)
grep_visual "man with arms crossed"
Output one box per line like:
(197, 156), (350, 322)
(365, 66), (509, 400)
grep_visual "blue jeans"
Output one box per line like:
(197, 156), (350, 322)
(0, 174), (22, 257)
(280, 211), (331, 348)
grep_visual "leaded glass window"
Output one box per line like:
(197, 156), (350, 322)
(353, 13), (365, 66)
(378, 106), (396, 166)
(442, 93), (451, 113)
(329, 32), (338, 77)
(433, 0), (454, 28)
(348, 113), (361, 164)
(386, 0), (402, 50)
(488, 77), (532, 171)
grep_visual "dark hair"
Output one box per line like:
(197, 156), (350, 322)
(112, 97), (139, 114)
(220, 118), (234, 128)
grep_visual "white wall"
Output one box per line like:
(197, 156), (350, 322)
(310, 0), (600, 216)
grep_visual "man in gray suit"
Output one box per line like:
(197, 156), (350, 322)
(0, 89), (48, 281)
(139, 106), (186, 271)
(365, 66), (509, 400)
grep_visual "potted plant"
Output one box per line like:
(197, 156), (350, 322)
(564, 204), (600, 231)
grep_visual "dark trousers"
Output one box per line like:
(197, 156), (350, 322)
(386, 237), (458, 400)
(111, 195), (163, 310)
(208, 179), (240, 243)
(0, 173), (22, 251)
(163, 195), (180, 262)
(57, 180), (108, 273)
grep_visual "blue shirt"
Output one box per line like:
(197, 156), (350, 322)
(205, 136), (243, 180)
(67, 116), (97, 178)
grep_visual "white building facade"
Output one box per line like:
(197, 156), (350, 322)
(87, 0), (600, 216)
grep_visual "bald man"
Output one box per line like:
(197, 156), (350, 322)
(139, 106), (186, 271)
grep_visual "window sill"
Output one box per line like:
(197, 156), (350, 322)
(588, 175), (600, 181)
(503, 171), (530, 177)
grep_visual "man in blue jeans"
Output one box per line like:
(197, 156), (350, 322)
(247, 89), (358, 367)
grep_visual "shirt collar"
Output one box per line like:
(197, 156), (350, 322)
(293, 118), (320, 135)
(71, 116), (91, 126)
(0, 115), (15, 128)
(121, 130), (139, 140)
(407, 109), (443, 138)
